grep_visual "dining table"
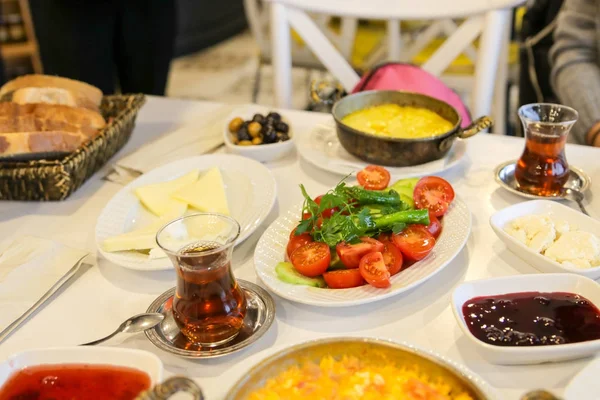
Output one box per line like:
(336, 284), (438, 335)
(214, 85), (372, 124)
(1, 95), (599, 399)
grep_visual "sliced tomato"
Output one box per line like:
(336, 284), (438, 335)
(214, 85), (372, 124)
(323, 269), (365, 289)
(392, 225), (436, 262)
(357, 165), (391, 190)
(358, 251), (391, 288)
(424, 210), (442, 239)
(314, 195), (339, 219)
(286, 230), (313, 258)
(413, 176), (455, 217)
(336, 237), (384, 268)
(380, 239), (403, 275)
(302, 212), (311, 220)
(290, 242), (331, 277)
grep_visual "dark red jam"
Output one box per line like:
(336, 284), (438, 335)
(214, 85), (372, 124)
(462, 292), (600, 346)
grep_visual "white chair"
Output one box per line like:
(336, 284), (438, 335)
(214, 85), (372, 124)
(267, 0), (526, 134)
(244, 0), (364, 101)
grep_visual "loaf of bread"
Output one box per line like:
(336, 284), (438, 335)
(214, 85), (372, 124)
(0, 103), (106, 156)
(0, 131), (88, 156)
(0, 75), (103, 111)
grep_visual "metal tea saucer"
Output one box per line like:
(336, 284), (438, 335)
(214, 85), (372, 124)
(495, 160), (591, 200)
(145, 280), (275, 359)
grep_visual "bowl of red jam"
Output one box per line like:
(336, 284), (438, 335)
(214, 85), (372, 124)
(452, 273), (600, 365)
(0, 347), (162, 400)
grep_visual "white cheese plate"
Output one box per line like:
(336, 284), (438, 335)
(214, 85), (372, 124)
(490, 200), (600, 279)
(254, 196), (471, 307)
(95, 154), (277, 271)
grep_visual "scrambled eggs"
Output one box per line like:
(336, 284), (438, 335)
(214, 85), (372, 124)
(341, 104), (453, 139)
(248, 355), (474, 400)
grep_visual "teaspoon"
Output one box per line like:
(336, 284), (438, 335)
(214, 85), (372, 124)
(81, 313), (164, 346)
(562, 188), (590, 216)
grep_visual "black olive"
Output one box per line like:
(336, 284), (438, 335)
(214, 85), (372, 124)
(237, 126), (251, 142)
(261, 121), (274, 133)
(252, 114), (266, 124)
(263, 126), (277, 143)
(275, 121), (289, 133)
(266, 112), (281, 122)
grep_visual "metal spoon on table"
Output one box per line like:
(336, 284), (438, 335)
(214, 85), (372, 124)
(563, 188), (590, 216)
(81, 313), (164, 346)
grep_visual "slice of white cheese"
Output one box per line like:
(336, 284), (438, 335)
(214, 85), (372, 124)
(102, 230), (158, 252)
(134, 169), (199, 216)
(102, 204), (188, 253)
(172, 167), (230, 215)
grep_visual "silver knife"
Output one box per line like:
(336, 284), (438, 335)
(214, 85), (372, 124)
(0, 254), (89, 345)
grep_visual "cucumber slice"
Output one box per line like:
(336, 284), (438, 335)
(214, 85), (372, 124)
(276, 262), (326, 287)
(327, 251), (346, 271)
(391, 177), (420, 189)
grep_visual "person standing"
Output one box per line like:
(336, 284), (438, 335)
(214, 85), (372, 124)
(550, 0), (600, 146)
(30, 0), (176, 96)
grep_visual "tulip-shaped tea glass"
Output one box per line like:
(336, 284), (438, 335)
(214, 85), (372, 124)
(156, 213), (246, 347)
(516, 103), (578, 196)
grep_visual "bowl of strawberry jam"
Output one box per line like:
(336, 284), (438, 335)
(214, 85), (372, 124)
(452, 273), (600, 365)
(0, 347), (196, 400)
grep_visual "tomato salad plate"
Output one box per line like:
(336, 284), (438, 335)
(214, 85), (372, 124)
(254, 166), (471, 307)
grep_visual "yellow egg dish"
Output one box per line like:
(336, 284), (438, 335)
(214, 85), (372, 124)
(341, 104), (454, 139)
(248, 355), (474, 400)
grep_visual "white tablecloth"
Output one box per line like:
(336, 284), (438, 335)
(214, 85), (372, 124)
(1, 96), (599, 399)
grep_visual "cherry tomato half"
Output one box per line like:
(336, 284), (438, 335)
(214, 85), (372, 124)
(424, 210), (442, 239)
(290, 242), (331, 277)
(392, 225), (436, 262)
(287, 229), (313, 259)
(413, 176), (455, 217)
(323, 269), (365, 289)
(380, 238), (403, 275)
(336, 237), (384, 268)
(359, 251), (391, 288)
(357, 165), (391, 190)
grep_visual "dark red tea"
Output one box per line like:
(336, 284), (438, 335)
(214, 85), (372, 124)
(0, 364), (150, 400)
(171, 241), (246, 346)
(515, 123), (570, 197)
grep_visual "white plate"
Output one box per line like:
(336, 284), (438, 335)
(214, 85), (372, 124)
(254, 196), (471, 307)
(96, 154), (277, 271)
(565, 356), (600, 400)
(0, 347), (163, 387)
(490, 200), (600, 279)
(296, 119), (467, 178)
(452, 273), (600, 365)
(223, 105), (294, 162)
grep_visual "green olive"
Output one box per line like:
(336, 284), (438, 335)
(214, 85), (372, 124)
(248, 122), (262, 138)
(230, 133), (239, 144)
(252, 137), (262, 145)
(228, 117), (244, 133)
(238, 140), (253, 146)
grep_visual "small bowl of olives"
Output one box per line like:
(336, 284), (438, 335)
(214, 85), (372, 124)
(224, 106), (294, 162)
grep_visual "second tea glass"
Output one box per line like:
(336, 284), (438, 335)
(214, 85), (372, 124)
(156, 213), (246, 347)
(515, 103), (578, 197)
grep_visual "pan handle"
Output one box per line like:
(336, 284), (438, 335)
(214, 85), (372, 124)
(458, 116), (494, 139)
(438, 116), (493, 152)
(135, 376), (204, 400)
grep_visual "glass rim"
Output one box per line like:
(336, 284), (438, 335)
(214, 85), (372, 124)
(155, 212), (241, 257)
(518, 103), (579, 125)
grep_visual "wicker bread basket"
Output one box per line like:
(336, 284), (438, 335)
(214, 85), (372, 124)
(0, 93), (145, 201)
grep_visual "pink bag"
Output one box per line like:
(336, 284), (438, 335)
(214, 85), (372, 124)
(353, 63), (472, 127)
